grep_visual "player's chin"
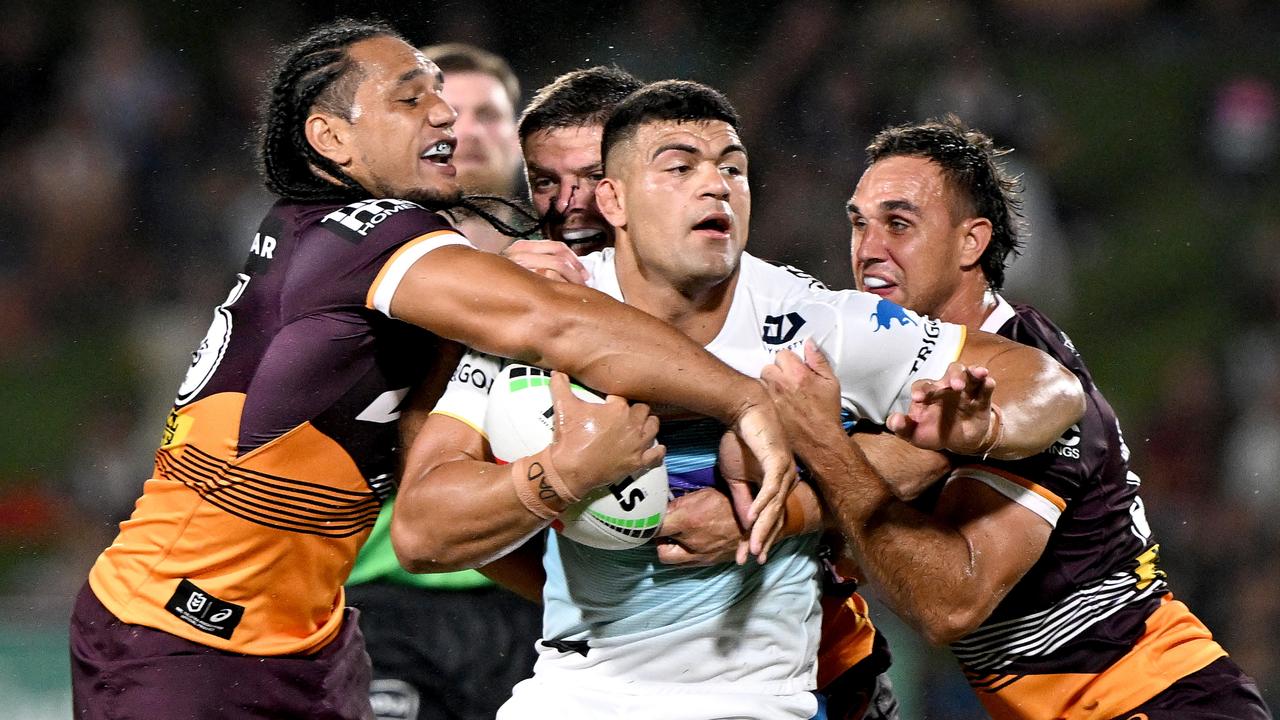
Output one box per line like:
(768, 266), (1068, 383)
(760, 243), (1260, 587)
(405, 181), (463, 209)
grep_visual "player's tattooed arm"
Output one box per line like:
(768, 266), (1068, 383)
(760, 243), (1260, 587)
(388, 245), (798, 560)
(392, 372), (662, 572)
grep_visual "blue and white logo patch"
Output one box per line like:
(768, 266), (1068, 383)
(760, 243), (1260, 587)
(870, 298), (917, 331)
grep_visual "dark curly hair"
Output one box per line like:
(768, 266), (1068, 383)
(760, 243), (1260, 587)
(866, 115), (1024, 290)
(256, 19), (400, 201)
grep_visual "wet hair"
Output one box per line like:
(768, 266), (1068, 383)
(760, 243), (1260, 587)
(866, 114), (1024, 290)
(518, 66), (644, 142)
(601, 80), (741, 172)
(420, 42), (520, 107)
(256, 18), (400, 201)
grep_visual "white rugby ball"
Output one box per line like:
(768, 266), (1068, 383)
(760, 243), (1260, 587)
(484, 363), (668, 550)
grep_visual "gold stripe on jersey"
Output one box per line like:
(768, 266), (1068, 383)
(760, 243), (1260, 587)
(89, 392), (380, 656)
(817, 591), (878, 689)
(951, 465), (1067, 526)
(430, 408), (487, 438)
(970, 596), (1225, 720)
(366, 229), (469, 316)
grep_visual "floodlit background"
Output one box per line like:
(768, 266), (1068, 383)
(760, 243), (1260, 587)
(2, 1), (1276, 716)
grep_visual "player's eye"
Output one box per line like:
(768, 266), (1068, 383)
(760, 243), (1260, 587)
(531, 177), (556, 191)
(668, 164), (691, 175)
(720, 164), (744, 177)
(889, 218), (910, 232)
(850, 217), (867, 231)
(399, 96), (421, 107)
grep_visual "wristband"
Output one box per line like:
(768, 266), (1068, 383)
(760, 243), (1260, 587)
(780, 480), (818, 537)
(538, 446), (581, 504)
(510, 452), (564, 520)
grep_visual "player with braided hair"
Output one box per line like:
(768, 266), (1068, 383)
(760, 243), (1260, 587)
(69, 19), (801, 719)
(257, 20), (394, 202)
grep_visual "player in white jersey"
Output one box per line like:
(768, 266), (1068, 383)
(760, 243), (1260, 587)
(390, 81), (1084, 719)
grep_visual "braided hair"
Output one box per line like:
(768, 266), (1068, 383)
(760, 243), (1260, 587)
(256, 19), (400, 201)
(865, 114), (1024, 291)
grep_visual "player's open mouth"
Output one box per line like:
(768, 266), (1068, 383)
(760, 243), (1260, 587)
(692, 213), (732, 239)
(421, 140), (455, 166)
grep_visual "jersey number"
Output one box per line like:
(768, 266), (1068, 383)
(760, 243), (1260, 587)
(176, 274), (250, 405)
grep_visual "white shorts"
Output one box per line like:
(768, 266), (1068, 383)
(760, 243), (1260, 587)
(496, 673), (821, 720)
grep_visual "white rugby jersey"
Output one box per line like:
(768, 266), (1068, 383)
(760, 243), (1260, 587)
(431, 249), (965, 697)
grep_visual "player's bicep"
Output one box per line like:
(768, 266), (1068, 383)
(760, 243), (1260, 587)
(386, 245), (567, 363)
(955, 329), (1047, 373)
(935, 472), (1054, 597)
(401, 413), (491, 489)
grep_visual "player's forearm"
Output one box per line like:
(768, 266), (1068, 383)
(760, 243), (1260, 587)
(523, 283), (766, 424)
(393, 248), (763, 426)
(391, 459), (550, 573)
(851, 432), (951, 501)
(957, 334), (1085, 460)
(800, 437), (991, 645)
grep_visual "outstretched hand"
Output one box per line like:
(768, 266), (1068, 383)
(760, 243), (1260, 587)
(886, 362), (1001, 456)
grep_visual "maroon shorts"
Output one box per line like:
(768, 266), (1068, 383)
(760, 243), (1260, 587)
(1108, 656), (1273, 720)
(70, 582), (373, 720)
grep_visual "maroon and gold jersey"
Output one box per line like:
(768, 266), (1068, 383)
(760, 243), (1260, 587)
(89, 198), (470, 656)
(948, 296), (1225, 719)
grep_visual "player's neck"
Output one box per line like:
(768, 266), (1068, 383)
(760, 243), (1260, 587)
(933, 275), (998, 331)
(616, 263), (738, 347)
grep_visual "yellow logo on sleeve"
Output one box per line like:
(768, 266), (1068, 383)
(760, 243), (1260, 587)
(161, 408), (194, 448)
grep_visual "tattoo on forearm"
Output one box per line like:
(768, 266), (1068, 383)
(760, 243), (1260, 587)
(529, 461), (561, 503)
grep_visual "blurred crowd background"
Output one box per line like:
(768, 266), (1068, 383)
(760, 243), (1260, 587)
(1, 0), (1276, 716)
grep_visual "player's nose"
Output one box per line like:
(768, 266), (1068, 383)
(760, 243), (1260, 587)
(427, 95), (458, 129)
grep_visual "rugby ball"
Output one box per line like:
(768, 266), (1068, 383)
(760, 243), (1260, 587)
(484, 363), (668, 550)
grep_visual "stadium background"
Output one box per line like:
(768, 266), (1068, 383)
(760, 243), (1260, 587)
(1, 0), (1276, 716)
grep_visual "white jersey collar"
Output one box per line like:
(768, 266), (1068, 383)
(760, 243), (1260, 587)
(980, 292), (1016, 333)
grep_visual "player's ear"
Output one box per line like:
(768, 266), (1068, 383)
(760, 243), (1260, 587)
(959, 217), (992, 268)
(305, 112), (353, 167)
(596, 177), (626, 229)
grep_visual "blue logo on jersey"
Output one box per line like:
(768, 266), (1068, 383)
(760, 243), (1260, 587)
(871, 298), (917, 331)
